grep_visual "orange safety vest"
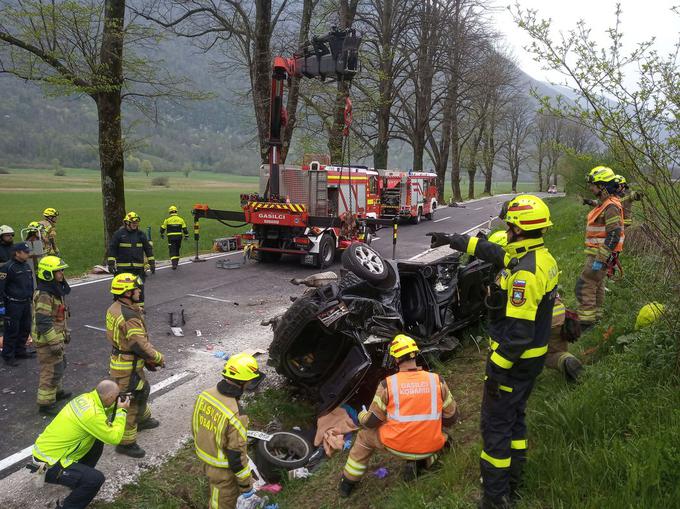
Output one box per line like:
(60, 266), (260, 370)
(379, 370), (446, 454)
(585, 196), (624, 253)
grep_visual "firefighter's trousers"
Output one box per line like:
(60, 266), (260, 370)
(205, 464), (239, 509)
(36, 343), (65, 406)
(575, 255), (606, 324)
(113, 370), (152, 445)
(168, 238), (182, 268)
(480, 376), (535, 502)
(545, 326), (578, 376)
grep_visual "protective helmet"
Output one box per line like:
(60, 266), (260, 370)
(0, 225), (14, 235)
(26, 221), (44, 233)
(614, 175), (627, 185)
(487, 230), (508, 247)
(500, 194), (553, 231)
(634, 302), (665, 330)
(43, 207), (59, 218)
(389, 334), (419, 361)
(586, 166), (617, 184)
(222, 353), (262, 382)
(110, 273), (142, 295)
(37, 255), (68, 281)
(168, 205), (178, 214)
(124, 211), (141, 224)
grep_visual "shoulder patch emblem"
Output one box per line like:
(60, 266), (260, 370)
(511, 279), (526, 306)
(0, 272), (6, 280)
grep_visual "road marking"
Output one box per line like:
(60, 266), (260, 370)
(407, 219), (491, 261)
(0, 370), (194, 475)
(433, 216), (450, 223)
(187, 294), (232, 303)
(473, 206), (484, 210)
(83, 325), (106, 333)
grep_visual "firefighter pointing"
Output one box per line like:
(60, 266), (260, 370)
(106, 273), (164, 458)
(160, 205), (189, 270)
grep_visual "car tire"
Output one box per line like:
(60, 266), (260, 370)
(315, 234), (335, 269)
(341, 242), (388, 283)
(254, 431), (313, 483)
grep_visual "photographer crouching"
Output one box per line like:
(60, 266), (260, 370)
(30, 380), (130, 508)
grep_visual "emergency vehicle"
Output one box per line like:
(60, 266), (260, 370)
(379, 170), (438, 223)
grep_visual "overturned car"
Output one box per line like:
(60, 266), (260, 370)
(267, 241), (498, 413)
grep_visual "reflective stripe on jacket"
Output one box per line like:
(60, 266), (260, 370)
(379, 370), (446, 454)
(160, 215), (188, 237)
(192, 387), (252, 483)
(32, 389), (127, 467)
(32, 291), (67, 345)
(108, 227), (154, 267)
(38, 220), (58, 255)
(585, 197), (624, 256)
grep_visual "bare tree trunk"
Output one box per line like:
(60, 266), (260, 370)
(372, 0), (395, 169)
(98, 0), (126, 257)
(537, 158), (544, 192)
(450, 119), (462, 201)
(254, 0), (273, 163)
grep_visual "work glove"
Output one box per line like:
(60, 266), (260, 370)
(358, 407), (370, 426)
(149, 260), (156, 274)
(107, 261), (117, 274)
(184, 235), (189, 241)
(447, 233), (469, 252)
(426, 232), (451, 249)
(591, 260), (604, 272)
(144, 360), (158, 372)
(64, 329), (72, 344)
(582, 198), (597, 207)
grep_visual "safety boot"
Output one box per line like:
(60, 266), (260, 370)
(56, 390), (72, 401)
(564, 356), (584, 382)
(402, 461), (419, 482)
(116, 443), (146, 458)
(138, 417), (160, 431)
(172, 259), (178, 270)
(477, 495), (512, 509)
(38, 403), (60, 417)
(3, 358), (19, 367)
(338, 476), (357, 498)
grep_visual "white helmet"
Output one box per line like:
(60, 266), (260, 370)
(0, 225), (15, 235)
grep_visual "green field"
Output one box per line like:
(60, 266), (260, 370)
(0, 168), (258, 275)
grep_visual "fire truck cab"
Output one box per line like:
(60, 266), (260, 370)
(379, 170), (438, 223)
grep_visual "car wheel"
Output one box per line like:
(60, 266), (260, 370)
(341, 243), (388, 283)
(315, 234), (335, 269)
(254, 431), (313, 483)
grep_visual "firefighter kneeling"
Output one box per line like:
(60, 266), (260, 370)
(192, 353), (264, 509)
(106, 273), (165, 458)
(339, 334), (458, 498)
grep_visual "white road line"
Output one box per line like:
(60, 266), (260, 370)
(0, 371), (194, 474)
(473, 206), (484, 210)
(83, 325), (106, 333)
(187, 294), (232, 304)
(407, 219), (491, 261)
(433, 216), (450, 223)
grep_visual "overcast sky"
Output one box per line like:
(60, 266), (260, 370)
(493, 0), (679, 84)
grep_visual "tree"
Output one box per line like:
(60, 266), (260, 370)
(141, 159), (154, 176)
(182, 162), (193, 178)
(500, 97), (534, 192)
(0, 0), (192, 257)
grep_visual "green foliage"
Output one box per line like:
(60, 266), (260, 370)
(151, 175), (169, 187)
(141, 159), (154, 176)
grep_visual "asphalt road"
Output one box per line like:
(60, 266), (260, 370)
(0, 193), (527, 471)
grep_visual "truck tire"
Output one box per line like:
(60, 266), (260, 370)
(411, 208), (422, 224)
(341, 243), (388, 283)
(425, 204), (435, 220)
(254, 431), (313, 483)
(258, 240), (282, 263)
(315, 234), (336, 269)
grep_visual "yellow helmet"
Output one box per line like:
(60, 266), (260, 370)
(389, 334), (419, 361)
(634, 302), (665, 330)
(587, 166), (617, 184)
(500, 194), (553, 231)
(487, 230), (508, 247)
(168, 205), (178, 214)
(222, 353), (262, 382)
(124, 211), (141, 224)
(110, 273), (142, 295)
(43, 207), (59, 218)
(614, 175), (627, 185)
(37, 255), (68, 281)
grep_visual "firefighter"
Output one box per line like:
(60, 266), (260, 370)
(108, 212), (155, 306)
(614, 175), (643, 227)
(0, 242), (35, 367)
(159, 205), (189, 270)
(31, 380), (130, 509)
(34, 255), (73, 416)
(192, 353), (264, 509)
(106, 273), (164, 458)
(0, 225), (14, 263)
(428, 193), (559, 508)
(339, 334), (458, 498)
(576, 166), (624, 329)
(39, 207), (60, 256)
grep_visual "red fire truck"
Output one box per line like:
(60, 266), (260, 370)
(379, 170), (438, 223)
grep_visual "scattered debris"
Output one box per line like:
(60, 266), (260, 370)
(373, 467), (389, 479)
(168, 308), (185, 327)
(213, 351), (230, 360)
(196, 330), (203, 337)
(243, 348), (266, 357)
(216, 259), (243, 269)
(288, 467), (311, 480)
(290, 271), (338, 287)
(170, 327), (184, 337)
(259, 484), (283, 493)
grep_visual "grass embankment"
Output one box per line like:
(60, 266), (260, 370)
(0, 168), (258, 275)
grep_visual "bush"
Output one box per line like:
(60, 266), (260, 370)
(54, 168), (66, 176)
(0, 167), (10, 174)
(151, 176), (169, 187)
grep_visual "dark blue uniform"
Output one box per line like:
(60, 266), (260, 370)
(107, 227), (154, 304)
(0, 257), (35, 362)
(0, 241), (12, 264)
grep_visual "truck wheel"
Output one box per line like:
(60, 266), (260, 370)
(258, 240), (282, 263)
(341, 243), (388, 283)
(254, 431), (313, 483)
(425, 205), (435, 220)
(411, 208), (422, 224)
(315, 234), (336, 269)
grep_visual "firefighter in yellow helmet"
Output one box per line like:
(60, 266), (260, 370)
(160, 205), (189, 270)
(429, 194), (558, 508)
(576, 166), (624, 329)
(192, 353), (264, 509)
(106, 273), (165, 458)
(39, 207), (60, 256)
(339, 334), (458, 498)
(107, 212), (155, 305)
(33, 255), (72, 416)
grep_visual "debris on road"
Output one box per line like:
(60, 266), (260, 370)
(373, 467), (389, 479)
(170, 327), (184, 337)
